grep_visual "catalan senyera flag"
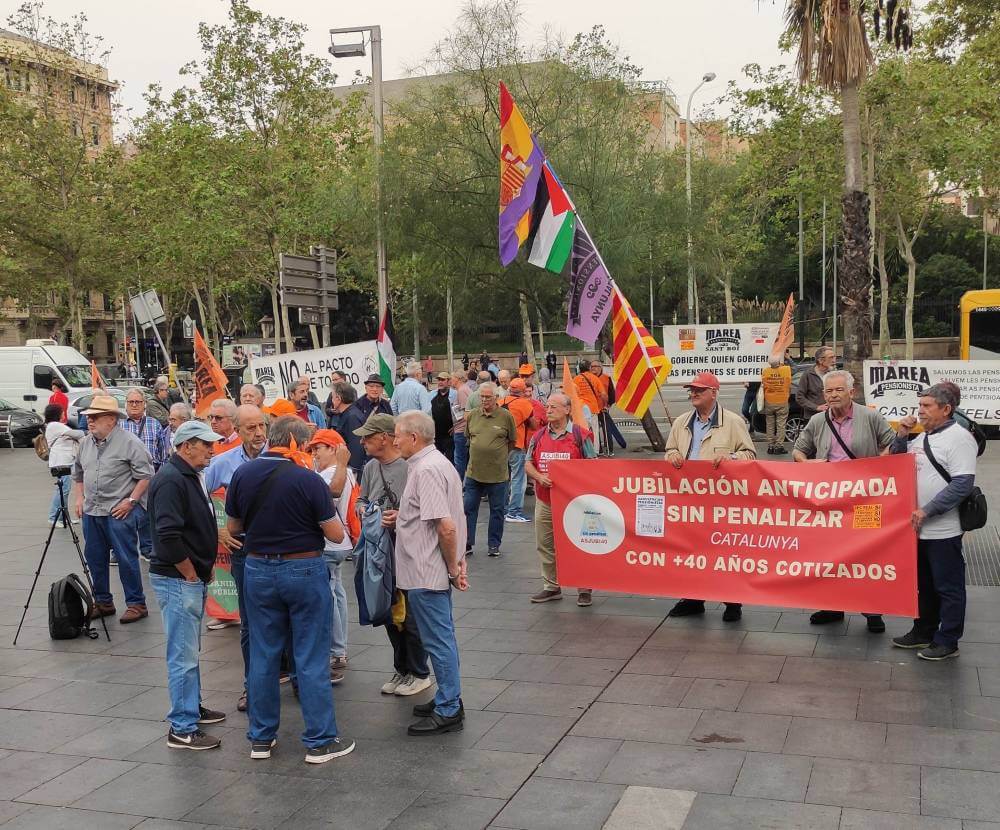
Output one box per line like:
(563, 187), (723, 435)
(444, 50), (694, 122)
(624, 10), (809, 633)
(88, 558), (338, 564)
(498, 81), (544, 266)
(193, 330), (230, 418)
(90, 361), (106, 392)
(770, 293), (796, 362)
(612, 286), (671, 418)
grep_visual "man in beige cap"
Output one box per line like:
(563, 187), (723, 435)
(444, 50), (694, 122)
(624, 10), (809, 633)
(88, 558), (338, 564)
(72, 395), (154, 623)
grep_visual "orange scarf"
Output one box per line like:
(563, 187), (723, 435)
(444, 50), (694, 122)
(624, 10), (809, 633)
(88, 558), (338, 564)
(267, 437), (313, 469)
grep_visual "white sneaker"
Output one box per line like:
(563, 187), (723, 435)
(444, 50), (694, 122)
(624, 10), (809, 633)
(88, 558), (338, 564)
(394, 674), (433, 697)
(380, 671), (405, 695)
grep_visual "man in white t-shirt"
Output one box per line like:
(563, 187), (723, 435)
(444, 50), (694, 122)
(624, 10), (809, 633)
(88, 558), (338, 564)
(890, 382), (978, 661)
(307, 429), (357, 684)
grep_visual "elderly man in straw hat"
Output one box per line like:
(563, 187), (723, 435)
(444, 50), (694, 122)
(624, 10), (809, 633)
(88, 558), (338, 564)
(72, 394), (155, 624)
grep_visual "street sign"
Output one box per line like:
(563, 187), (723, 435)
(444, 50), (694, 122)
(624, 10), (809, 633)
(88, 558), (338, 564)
(298, 308), (326, 326)
(279, 247), (339, 311)
(130, 289), (166, 330)
(182, 315), (195, 339)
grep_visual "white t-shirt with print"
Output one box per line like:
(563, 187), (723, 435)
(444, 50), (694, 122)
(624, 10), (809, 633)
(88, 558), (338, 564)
(907, 423), (978, 540)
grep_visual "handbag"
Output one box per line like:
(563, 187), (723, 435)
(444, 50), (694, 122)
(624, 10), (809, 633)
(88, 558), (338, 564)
(922, 433), (987, 532)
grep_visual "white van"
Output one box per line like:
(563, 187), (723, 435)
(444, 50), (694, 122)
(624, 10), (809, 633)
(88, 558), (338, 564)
(0, 340), (99, 416)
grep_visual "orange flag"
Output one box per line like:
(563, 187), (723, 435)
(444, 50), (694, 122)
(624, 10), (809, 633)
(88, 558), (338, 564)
(90, 361), (106, 392)
(193, 330), (230, 417)
(562, 358), (589, 431)
(770, 293), (796, 361)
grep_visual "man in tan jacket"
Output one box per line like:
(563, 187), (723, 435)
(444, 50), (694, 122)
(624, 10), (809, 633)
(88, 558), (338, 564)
(664, 372), (757, 622)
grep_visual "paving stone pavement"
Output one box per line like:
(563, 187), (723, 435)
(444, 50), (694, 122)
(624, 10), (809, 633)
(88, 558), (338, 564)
(1, 439), (1000, 829)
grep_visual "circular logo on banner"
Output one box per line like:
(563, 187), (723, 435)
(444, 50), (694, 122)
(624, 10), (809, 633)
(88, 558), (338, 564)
(562, 495), (626, 555)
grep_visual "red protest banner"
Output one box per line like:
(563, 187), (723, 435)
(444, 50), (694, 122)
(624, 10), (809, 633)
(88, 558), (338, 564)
(550, 455), (918, 616)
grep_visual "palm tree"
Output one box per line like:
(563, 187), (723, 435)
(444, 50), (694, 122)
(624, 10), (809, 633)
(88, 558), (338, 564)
(783, 0), (912, 380)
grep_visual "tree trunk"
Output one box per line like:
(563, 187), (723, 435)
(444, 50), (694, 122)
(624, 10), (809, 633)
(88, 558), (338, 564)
(838, 82), (872, 384)
(205, 272), (219, 358)
(280, 302), (295, 354)
(269, 285), (281, 355)
(519, 291), (536, 366)
(192, 285), (208, 339)
(896, 213), (917, 360)
(309, 325), (320, 350)
(723, 267), (733, 324)
(876, 229), (891, 357)
(446, 283), (454, 372)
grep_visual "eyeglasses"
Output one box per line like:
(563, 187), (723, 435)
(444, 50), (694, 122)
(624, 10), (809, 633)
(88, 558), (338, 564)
(687, 387), (709, 395)
(208, 414), (227, 421)
(126, 399), (143, 405)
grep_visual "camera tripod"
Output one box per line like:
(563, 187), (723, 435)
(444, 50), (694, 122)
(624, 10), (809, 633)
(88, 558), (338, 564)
(13, 474), (111, 645)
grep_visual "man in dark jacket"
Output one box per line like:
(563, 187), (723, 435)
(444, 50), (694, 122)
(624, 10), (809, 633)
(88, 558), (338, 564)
(337, 375), (393, 476)
(147, 420), (226, 751)
(795, 346), (835, 422)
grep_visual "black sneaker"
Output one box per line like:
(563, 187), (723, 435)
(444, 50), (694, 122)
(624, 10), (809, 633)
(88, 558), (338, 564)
(198, 705), (226, 725)
(250, 738), (276, 759)
(892, 629), (933, 649)
(488, 547), (501, 557)
(722, 603), (742, 622)
(918, 643), (960, 661)
(865, 615), (886, 634)
(408, 711), (464, 736)
(305, 737), (356, 764)
(809, 610), (846, 625)
(668, 598), (705, 617)
(167, 729), (221, 751)
(413, 698), (464, 717)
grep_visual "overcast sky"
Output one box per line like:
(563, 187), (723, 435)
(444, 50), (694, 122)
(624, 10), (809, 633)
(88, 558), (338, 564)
(28, 0), (791, 124)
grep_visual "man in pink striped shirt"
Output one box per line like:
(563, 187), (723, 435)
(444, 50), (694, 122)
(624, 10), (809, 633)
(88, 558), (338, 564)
(392, 411), (468, 736)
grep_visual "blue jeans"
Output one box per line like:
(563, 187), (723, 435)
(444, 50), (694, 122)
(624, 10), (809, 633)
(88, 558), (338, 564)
(453, 433), (469, 480)
(83, 512), (145, 606)
(323, 553), (348, 658)
(505, 448), (527, 517)
(150, 574), (206, 735)
(135, 504), (152, 557)
(230, 552), (250, 681)
(463, 478), (506, 550)
(244, 555), (337, 748)
(48, 475), (71, 523)
(915, 536), (966, 650)
(406, 588), (461, 717)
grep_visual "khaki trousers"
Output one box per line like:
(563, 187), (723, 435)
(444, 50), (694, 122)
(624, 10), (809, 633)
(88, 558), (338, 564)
(763, 401), (789, 447)
(535, 499), (559, 591)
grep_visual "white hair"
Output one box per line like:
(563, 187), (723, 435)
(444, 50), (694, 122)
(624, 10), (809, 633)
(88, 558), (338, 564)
(478, 382), (497, 396)
(169, 402), (192, 421)
(209, 397), (238, 417)
(396, 410), (435, 442)
(405, 362), (421, 378)
(823, 369), (855, 390)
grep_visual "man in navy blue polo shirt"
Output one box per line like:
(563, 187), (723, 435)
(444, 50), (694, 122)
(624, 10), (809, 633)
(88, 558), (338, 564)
(225, 415), (355, 765)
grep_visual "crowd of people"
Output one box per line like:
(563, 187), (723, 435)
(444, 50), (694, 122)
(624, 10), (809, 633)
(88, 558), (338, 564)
(35, 346), (981, 765)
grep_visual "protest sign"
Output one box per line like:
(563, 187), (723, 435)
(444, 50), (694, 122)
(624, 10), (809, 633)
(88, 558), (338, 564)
(222, 343), (262, 367)
(205, 488), (239, 621)
(864, 359), (1000, 426)
(248, 340), (380, 404)
(550, 455), (917, 615)
(661, 323), (780, 384)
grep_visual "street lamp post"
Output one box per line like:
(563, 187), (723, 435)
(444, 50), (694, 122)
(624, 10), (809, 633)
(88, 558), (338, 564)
(685, 72), (715, 325)
(329, 25), (388, 323)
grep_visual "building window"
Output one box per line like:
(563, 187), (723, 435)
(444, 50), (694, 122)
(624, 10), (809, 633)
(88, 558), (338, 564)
(90, 88), (97, 108)
(69, 84), (76, 103)
(91, 124), (99, 146)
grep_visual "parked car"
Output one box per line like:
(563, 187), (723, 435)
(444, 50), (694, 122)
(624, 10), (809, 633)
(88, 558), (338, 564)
(67, 387), (169, 429)
(0, 397), (44, 447)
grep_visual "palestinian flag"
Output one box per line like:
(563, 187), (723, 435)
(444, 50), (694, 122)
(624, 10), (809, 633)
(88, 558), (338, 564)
(377, 305), (396, 396)
(526, 161), (575, 273)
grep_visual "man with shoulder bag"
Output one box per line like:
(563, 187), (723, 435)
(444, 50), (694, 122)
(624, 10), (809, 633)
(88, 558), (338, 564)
(890, 382), (981, 661)
(793, 369), (895, 633)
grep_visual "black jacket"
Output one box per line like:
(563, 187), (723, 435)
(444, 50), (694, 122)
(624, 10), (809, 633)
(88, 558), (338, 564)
(148, 453), (219, 583)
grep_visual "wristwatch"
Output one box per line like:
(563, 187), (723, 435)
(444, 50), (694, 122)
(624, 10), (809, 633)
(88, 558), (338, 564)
(127, 497), (137, 506)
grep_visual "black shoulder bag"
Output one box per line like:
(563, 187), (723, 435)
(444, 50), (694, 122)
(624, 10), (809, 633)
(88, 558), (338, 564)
(922, 433), (987, 532)
(824, 412), (856, 460)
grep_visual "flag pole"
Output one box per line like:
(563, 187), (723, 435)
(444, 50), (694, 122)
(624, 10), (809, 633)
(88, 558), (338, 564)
(576, 214), (674, 428)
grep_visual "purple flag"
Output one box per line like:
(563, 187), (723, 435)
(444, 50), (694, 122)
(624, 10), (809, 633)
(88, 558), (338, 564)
(566, 224), (614, 342)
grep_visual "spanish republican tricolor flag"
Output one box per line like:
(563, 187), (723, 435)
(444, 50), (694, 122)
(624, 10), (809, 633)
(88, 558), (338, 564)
(498, 82), (544, 266)
(612, 286), (671, 418)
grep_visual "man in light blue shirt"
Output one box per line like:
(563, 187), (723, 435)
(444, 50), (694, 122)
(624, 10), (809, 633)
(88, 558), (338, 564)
(391, 362), (432, 415)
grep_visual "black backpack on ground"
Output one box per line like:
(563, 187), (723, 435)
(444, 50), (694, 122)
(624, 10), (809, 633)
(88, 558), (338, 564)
(48, 574), (97, 640)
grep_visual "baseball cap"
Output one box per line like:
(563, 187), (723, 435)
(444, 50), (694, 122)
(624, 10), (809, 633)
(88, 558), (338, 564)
(353, 413), (395, 437)
(436, 372), (450, 380)
(266, 399), (296, 417)
(518, 363), (535, 376)
(683, 371), (721, 390)
(172, 420), (224, 447)
(364, 374), (385, 386)
(509, 378), (527, 392)
(307, 428), (345, 449)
